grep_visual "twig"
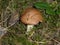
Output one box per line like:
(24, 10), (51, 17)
(0, 21), (17, 39)
(44, 34), (60, 44)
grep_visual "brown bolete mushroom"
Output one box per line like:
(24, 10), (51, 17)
(21, 7), (43, 34)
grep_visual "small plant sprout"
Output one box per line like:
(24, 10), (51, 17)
(21, 7), (43, 34)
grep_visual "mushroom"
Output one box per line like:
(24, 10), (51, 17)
(21, 7), (43, 34)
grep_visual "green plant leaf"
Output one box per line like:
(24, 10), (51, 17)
(56, 9), (60, 15)
(46, 9), (55, 15)
(34, 2), (51, 9)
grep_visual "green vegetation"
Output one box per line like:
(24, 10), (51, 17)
(0, 0), (60, 45)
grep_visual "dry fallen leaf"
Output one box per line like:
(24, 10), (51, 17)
(8, 11), (19, 26)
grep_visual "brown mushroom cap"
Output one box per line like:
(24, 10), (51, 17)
(21, 7), (43, 25)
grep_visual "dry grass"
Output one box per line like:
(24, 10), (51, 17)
(0, 0), (60, 45)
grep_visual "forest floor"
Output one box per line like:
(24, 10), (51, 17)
(0, 0), (60, 45)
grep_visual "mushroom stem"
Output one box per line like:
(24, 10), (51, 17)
(26, 25), (34, 34)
